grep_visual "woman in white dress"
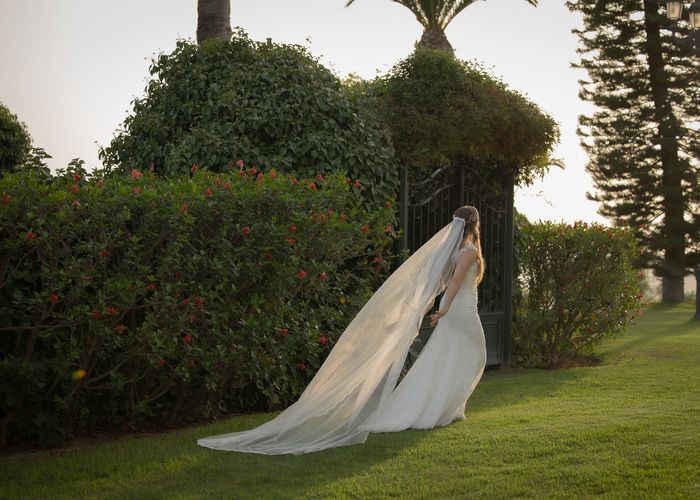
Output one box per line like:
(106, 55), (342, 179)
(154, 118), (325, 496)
(197, 206), (487, 454)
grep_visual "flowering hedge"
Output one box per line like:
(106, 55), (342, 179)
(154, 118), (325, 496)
(0, 164), (395, 448)
(512, 221), (643, 368)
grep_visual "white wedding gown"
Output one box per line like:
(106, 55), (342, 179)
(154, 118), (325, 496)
(197, 217), (487, 454)
(359, 242), (487, 432)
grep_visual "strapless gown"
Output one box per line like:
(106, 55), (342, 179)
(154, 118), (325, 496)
(360, 244), (487, 432)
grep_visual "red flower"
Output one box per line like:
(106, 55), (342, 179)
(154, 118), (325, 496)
(183, 335), (193, 344)
(318, 214), (328, 222)
(236, 159), (245, 168)
(256, 172), (265, 182)
(26, 231), (37, 241)
(296, 362), (306, 371)
(384, 200), (393, 208)
(384, 224), (393, 233)
(372, 256), (383, 264)
(158, 358), (167, 367)
(1, 194), (11, 204)
(318, 271), (328, 281)
(278, 327), (289, 336)
(223, 181), (232, 190)
(248, 167), (257, 176)
(289, 225), (297, 233)
(114, 324), (126, 334)
(214, 176), (222, 186)
(100, 250), (109, 258)
(96, 179), (104, 188)
(132, 187), (141, 194)
(339, 213), (348, 221)
(315, 173), (325, 182)
(90, 309), (102, 319)
(297, 270), (308, 280)
(318, 335), (329, 346)
(269, 170), (278, 180)
(71, 184), (79, 194)
(182, 297), (190, 305)
(264, 253), (273, 261)
(131, 169), (143, 179)
(242, 226), (251, 236)
(309, 182), (317, 191)
(72, 199), (81, 206)
(48, 293), (59, 303)
(105, 307), (118, 315)
(180, 203), (189, 213)
(146, 283), (157, 292)
(287, 238), (297, 246)
(238, 170), (245, 178)
(191, 163), (198, 173)
(203, 187), (213, 197)
(194, 296), (204, 307)
(352, 180), (362, 189)
(73, 174), (81, 181)
(360, 225), (369, 233)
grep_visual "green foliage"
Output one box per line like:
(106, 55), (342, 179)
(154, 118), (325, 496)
(0, 103), (32, 174)
(360, 49), (560, 186)
(0, 166), (395, 448)
(513, 221), (642, 368)
(99, 31), (398, 210)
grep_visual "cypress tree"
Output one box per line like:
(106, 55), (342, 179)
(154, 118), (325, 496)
(567, 0), (700, 302)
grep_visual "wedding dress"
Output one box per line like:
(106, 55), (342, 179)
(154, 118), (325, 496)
(197, 216), (486, 454)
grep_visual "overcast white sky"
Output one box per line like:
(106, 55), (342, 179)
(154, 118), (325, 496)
(0, 0), (606, 224)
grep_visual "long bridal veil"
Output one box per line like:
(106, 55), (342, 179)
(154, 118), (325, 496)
(197, 216), (466, 454)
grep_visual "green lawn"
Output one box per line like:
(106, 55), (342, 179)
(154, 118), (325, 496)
(2, 302), (699, 499)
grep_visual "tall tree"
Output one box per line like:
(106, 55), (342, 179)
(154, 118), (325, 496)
(346, 0), (537, 53)
(567, 0), (700, 302)
(197, 0), (232, 44)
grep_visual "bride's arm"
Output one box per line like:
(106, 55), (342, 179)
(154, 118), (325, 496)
(430, 249), (476, 326)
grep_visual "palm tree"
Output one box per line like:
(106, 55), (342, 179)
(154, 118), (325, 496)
(346, 0), (537, 53)
(197, 0), (233, 44)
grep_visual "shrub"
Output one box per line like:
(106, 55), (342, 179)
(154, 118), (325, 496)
(0, 164), (395, 448)
(513, 221), (642, 368)
(0, 102), (32, 174)
(359, 49), (560, 186)
(99, 31), (398, 210)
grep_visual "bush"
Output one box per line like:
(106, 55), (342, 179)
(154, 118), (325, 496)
(99, 31), (398, 210)
(0, 102), (32, 174)
(513, 221), (642, 368)
(359, 49), (560, 186)
(0, 165), (395, 448)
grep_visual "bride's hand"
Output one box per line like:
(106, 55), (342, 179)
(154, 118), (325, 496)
(430, 309), (448, 327)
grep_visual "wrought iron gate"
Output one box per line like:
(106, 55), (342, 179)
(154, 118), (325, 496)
(396, 163), (515, 369)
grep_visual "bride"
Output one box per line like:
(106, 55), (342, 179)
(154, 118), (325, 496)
(197, 206), (487, 454)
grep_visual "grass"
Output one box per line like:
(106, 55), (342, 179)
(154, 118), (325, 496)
(1, 302), (699, 499)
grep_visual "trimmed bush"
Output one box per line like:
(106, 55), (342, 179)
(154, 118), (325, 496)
(99, 31), (398, 210)
(0, 102), (32, 174)
(0, 164), (395, 448)
(513, 221), (642, 368)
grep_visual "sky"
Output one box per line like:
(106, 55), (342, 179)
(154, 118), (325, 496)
(0, 0), (605, 224)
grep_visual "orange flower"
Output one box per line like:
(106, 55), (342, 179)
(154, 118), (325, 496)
(360, 225), (369, 233)
(26, 231), (37, 241)
(287, 238), (297, 246)
(180, 203), (189, 213)
(278, 327), (289, 336)
(203, 187), (213, 197)
(114, 324), (126, 334)
(131, 169), (143, 179)
(106, 306), (118, 315)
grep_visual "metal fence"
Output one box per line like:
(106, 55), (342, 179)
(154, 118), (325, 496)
(397, 163), (515, 370)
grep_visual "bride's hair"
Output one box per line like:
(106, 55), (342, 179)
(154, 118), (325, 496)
(453, 206), (485, 285)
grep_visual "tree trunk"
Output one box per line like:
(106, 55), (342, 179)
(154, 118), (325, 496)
(197, 0), (232, 45)
(417, 27), (454, 54)
(642, 0), (686, 302)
